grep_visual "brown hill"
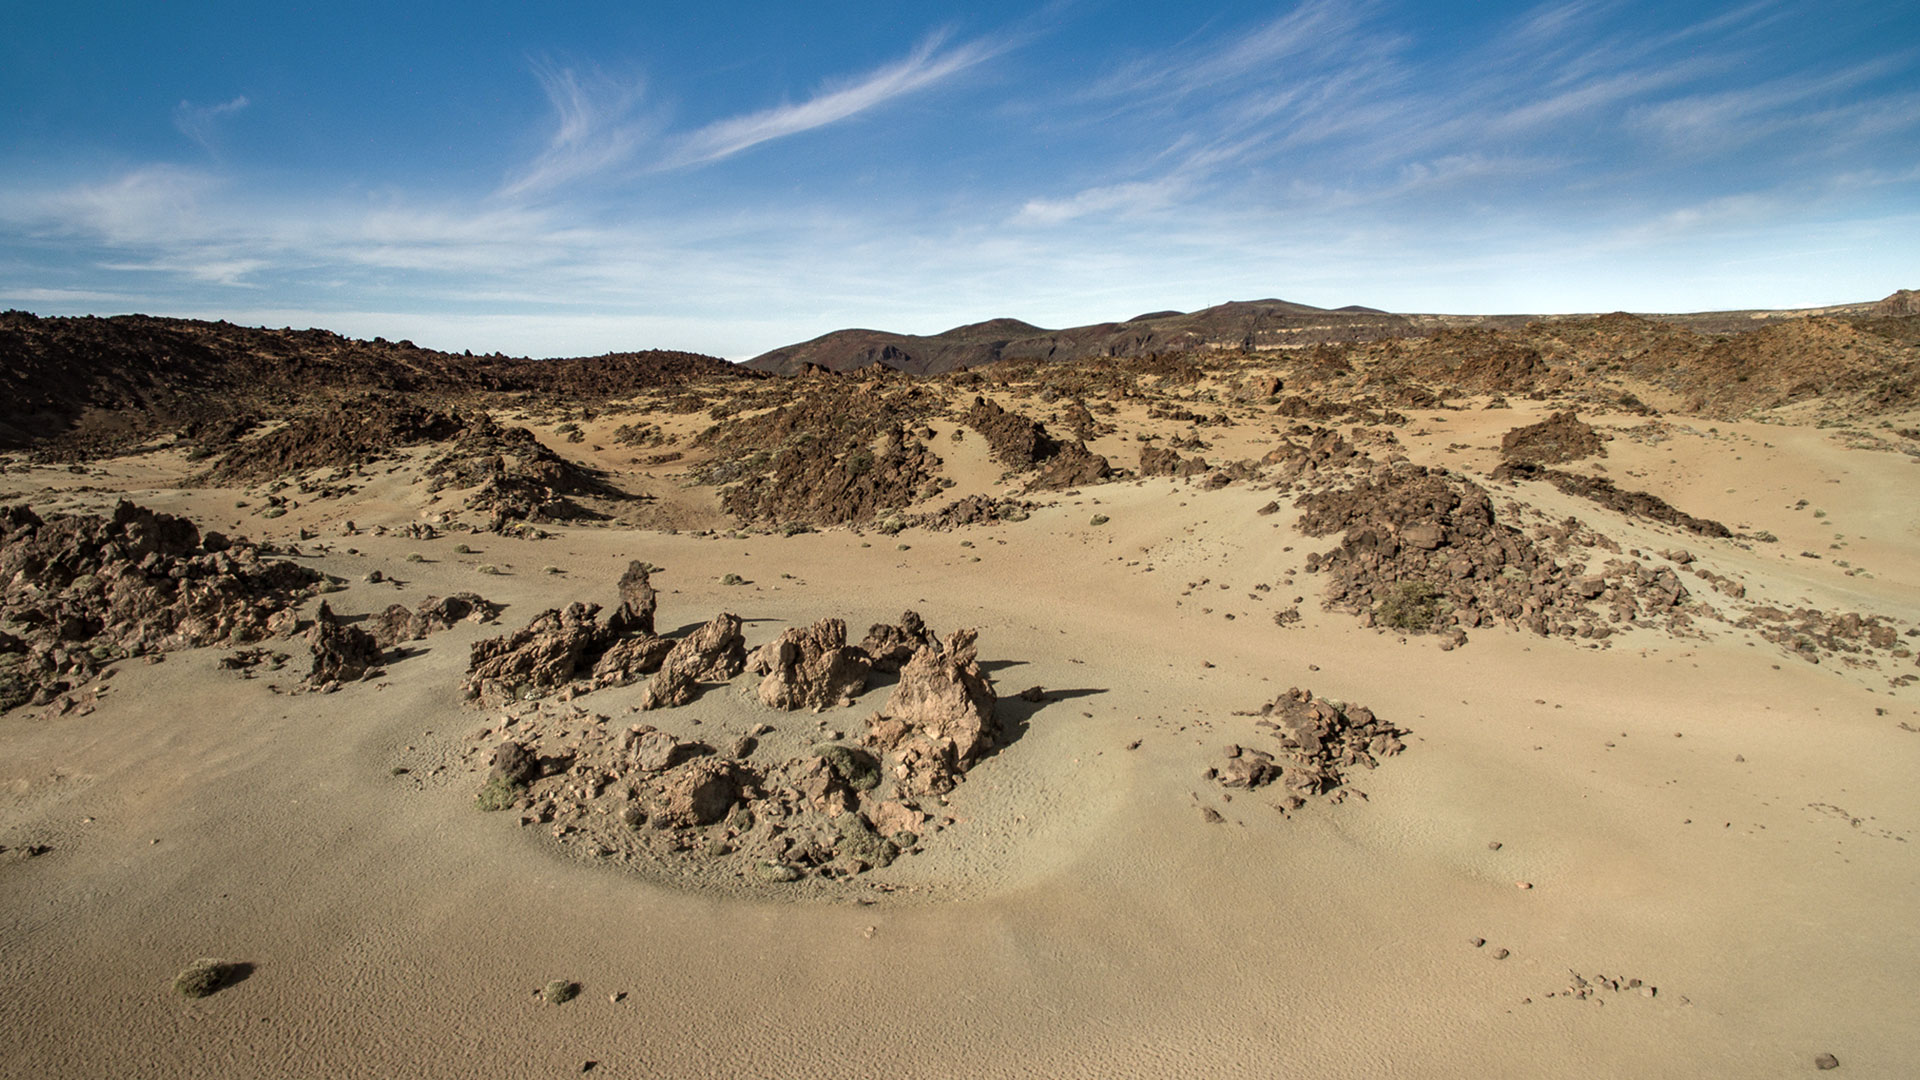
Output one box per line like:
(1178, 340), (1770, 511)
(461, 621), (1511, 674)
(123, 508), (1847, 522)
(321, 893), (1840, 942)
(744, 298), (1416, 375)
(0, 310), (754, 453)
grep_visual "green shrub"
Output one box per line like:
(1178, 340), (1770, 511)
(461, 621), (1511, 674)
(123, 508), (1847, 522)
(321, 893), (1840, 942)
(476, 775), (521, 812)
(172, 958), (235, 998)
(813, 744), (881, 792)
(541, 979), (579, 1005)
(1375, 581), (1445, 631)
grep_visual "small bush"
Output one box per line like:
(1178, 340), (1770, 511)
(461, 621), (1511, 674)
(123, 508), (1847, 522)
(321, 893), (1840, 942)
(721, 573), (745, 586)
(813, 744), (881, 792)
(476, 776), (521, 812)
(476, 564), (502, 575)
(454, 543), (475, 554)
(172, 958), (235, 999)
(541, 979), (580, 1005)
(405, 552), (426, 563)
(1375, 581), (1445, 631)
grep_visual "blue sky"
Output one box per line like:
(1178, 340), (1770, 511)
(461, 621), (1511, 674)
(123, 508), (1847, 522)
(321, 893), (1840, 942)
(2, 1), (1915, 358)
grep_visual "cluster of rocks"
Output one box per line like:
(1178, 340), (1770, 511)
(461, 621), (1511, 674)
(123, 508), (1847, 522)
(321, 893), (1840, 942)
(1295, 463), (1696, 642)
(1526, 969), (1659, 1006)
(295, 591), (506, 692)
(195, 394), (465, 486)
(461, 561), (678, 706)
(0, 501), (321, 711)
(1490, 462), (1732, 538)
(691, 382), (949, 526)
(468, 609), (1000, 886)
(1209, 687), (1405, 807)
(364, 592), (501, 648)
(1738, 604), (1910, 669)
(963, 396), (1112, 491)
(425, 414), (623, 528)
(1499, 411), (1608, 465)
(907, 495), (1033, 530)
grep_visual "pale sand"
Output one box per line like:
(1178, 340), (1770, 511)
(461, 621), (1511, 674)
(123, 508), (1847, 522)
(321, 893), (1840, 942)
(2, 402), (1917, 1079)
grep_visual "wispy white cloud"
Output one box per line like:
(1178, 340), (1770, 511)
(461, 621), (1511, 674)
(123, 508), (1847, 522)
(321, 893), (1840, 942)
(498, 61), (654, 198)
(173, 95), (249, 151)
(1014, 177), (1192, 225)
(663, 30), (1004, 168)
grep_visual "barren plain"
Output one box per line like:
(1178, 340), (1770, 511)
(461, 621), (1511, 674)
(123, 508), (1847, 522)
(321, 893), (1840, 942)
(2, 300), (1917, 1078)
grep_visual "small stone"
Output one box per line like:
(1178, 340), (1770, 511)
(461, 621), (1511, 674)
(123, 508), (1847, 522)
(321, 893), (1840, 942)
(1641, 986), (1656, 998)
(1493, 948), (1510, 960)
(1815, 1053), (1839, 1070)
(1200, 807), (1225, 824)
(608, 991), (625, 1003)
(1487, 840), (1502, 850)
(1515, 881), (1533, 890)
(1469, 937), (1486, 948)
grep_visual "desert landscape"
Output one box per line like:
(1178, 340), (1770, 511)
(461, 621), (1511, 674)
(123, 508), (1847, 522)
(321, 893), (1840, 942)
(2, 290), (1917, 1077)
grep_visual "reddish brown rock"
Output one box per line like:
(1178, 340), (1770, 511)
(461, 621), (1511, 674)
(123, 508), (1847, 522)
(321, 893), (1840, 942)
(858, 610), (937, 673)
(0, 501), (320, 711)
(589, 635), (675, 688)
(463, 603), (610, 707)
(747, 617), (871, 710)
(1500, 410), (1607, 465)
(883, 627), (997, 762)
(607, 560), (657, 637)
(639, 613), (745, 709)
(650, 758), (745, 828)
(304, 613), (382, 687)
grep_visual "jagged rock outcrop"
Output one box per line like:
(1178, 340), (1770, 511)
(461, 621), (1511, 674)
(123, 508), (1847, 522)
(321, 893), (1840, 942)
(366, 592), (500, 648)
(747, 618), (871, 710)
(463, 603), (612, 707)
(1500, 411), (1607, 465)
(859, 611), (937, 673)
(1214, 688), (1406, 806)
(608, 560), (657, 637)
(866, 628), (998, 796)
(638, 613), (746, 709)
(304, 602), (383, 686)
(0, 501), (320, 711)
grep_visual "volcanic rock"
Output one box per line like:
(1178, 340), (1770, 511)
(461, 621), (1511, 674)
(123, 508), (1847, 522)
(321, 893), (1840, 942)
(747, 617), (871, 710)
(638, 613), (745, 709)
(0, 501), (320, 711)
(1500, 411), (1607, 465)
(463, 603), (611, 707)
(304, 604), (382, 686)
(859, 610), (937, 672)
(650, 758), (746, 828)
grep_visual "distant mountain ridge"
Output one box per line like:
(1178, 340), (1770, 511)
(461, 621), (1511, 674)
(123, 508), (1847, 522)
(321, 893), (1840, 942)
(0, 310), (750, 452)
(744, 297), (1415, 376)
(744, 292), (1917, 376)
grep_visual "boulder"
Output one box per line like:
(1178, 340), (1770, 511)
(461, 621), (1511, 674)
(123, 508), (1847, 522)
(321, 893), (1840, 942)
(882, 627), (997, 762)
(748, 617), (871, 710)
(463, 603), (610, 707)
(608, 560), (657, 637)
(638, 613), (745, 709)
(304, 605), (382, 685)
(859, 611), (936, 672)
(651, 759), (745, 828)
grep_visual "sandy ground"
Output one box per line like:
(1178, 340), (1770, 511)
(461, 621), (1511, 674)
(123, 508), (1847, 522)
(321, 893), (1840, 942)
(2, 402), (1917, 1079)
